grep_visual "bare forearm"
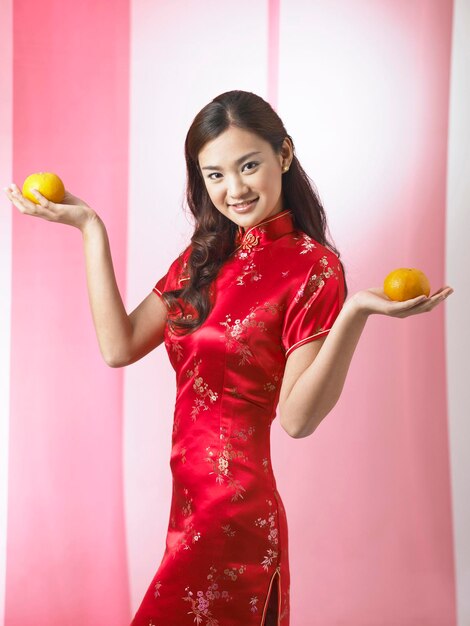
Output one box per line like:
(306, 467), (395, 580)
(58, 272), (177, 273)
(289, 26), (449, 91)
(282, 299), (368, 438)
(81, 215), (132, 366)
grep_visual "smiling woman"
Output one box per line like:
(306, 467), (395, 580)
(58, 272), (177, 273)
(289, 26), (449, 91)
(129, 90), (349, 626)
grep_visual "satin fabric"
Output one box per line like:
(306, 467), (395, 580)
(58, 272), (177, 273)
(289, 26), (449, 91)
(131, 209), (345, 625)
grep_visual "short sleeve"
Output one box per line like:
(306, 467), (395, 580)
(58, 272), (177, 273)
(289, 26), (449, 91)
(281, 252), (345, 357)
(153, 266), (172, 298)
(152, 245), (191, 300)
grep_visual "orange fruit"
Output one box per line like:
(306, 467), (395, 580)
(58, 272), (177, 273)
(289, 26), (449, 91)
(383, 268), (431, 301)
(22, 172), (65, 204)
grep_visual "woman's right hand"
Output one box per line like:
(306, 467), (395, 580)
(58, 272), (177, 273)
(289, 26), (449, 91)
(3, 182), (98, 232)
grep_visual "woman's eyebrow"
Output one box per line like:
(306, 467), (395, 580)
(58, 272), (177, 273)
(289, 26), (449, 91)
(201, 151), (262, 171)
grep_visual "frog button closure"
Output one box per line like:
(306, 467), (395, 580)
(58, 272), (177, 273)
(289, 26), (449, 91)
(241, 232), (260, 254)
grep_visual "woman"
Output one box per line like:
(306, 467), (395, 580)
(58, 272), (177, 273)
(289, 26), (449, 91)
(4, 90), (453, 626)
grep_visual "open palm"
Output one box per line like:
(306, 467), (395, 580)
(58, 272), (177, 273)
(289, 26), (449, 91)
(4, 184), (96, 231)
(353, 286), (454, 318)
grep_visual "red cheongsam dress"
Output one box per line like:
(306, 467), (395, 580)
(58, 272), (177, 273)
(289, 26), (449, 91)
(131, 208), (345, 626)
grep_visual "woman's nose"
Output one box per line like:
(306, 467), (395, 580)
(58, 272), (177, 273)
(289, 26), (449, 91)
(226, 175), (248, 197)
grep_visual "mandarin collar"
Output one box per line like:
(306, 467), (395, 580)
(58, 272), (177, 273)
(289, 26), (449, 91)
(234, 209), (295, 252)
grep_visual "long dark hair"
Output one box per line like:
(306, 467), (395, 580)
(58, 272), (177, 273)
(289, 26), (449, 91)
(162, 90), (348, 336)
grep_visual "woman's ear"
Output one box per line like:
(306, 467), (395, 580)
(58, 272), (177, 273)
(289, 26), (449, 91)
(281, 136), (294, 167)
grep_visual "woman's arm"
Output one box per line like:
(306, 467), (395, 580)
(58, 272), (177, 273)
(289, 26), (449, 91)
(81, 215), (135, 366)
(279, 300), (368, 438)
(82, 216), (169, 367)
(279, 286), (453, 439)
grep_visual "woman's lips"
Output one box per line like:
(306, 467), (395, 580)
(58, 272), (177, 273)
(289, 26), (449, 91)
(230, 198), (258, 213)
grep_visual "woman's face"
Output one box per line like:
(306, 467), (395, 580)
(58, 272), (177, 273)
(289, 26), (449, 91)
(198, 126), (293, 232)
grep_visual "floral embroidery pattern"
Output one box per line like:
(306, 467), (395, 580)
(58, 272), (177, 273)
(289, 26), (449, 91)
(219, 302), (283, 366)
(169, 340), (184, 362)
(181, 487), (193, 517)
(185, 356), (219, 421)
(224, 564), (246, 581)
(205, 444), (246, 502)
(235, 260), (262, 286)
(168, 485), (202, 559)
(250, 595), (259, 614)
(172, 416), (181, 438)
(206, 460), (246, 502)
(296, 232), (318, 254)
(170, 518), (202, 559)
(221, 522), (236, 538)
(231, 425), (256, 445)
(153, 580), (162, 599)
(254, 498), (279, 571)
(294, 255), (337, 309)
(204, 424), (255, 502)
(263, 367), (283, 394)
(182, 565), (234, 626)
(227, 386), (244, 399)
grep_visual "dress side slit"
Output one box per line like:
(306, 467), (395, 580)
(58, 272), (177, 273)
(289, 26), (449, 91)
(260, 565), (281, 625)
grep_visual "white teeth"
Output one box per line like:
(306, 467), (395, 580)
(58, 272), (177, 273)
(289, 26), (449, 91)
(232, 198), (257, 207)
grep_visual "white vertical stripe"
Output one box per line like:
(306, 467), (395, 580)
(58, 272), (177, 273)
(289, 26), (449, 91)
(124, 0), (269, 614)
(446, 1), (470, 623)
(0, 0), (13, 623)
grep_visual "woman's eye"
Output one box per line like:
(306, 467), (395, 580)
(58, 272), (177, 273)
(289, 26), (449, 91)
(207, 162), (259, 181)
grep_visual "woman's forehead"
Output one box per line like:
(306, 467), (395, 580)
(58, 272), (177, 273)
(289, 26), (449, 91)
(198, 128), (268, 167)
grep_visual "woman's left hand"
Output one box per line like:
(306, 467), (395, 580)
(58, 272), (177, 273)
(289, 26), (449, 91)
(350, 285), (454, 318)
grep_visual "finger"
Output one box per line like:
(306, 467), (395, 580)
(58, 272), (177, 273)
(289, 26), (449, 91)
(30, 188), (52, 207)
(11, 188), (42, 211)
(414, 290), (451, 313)
(6, 189), (35, 213)
(404, 295), (428, 308)
(435, 289), (453, 302)
(30, 189), (66, 213)
(7, 187), (55, 217)
(431, 286), (454, 299)
(28, 189), (57, 213)
(429, 288), (446, 299)
(423, 291), (446, 306)
(7, 185), (46, 206)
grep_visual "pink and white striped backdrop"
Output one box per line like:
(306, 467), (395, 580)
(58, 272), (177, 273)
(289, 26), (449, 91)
(1, 1), (468, 625)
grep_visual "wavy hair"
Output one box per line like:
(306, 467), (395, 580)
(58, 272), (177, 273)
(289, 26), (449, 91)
(162, 90), (348, 335)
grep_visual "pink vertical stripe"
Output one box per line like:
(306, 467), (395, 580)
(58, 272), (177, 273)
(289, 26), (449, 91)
(0, 0), (13, 623)
(446, 1), (470, 622)
(6, 1), (131, 623)
(268, 0), (280, 110)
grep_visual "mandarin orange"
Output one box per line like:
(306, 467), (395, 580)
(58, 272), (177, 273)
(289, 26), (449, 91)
(383, 268), (431, 301)
(22, 172), (65, 205)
